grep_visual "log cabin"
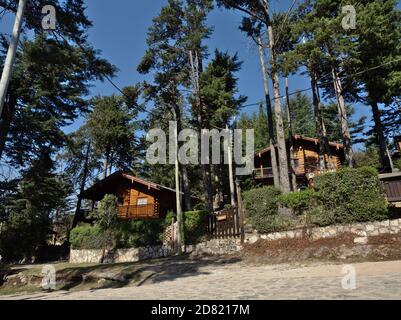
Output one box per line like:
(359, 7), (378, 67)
(254, 135), (345, 187)
(80, 171), (185, 220)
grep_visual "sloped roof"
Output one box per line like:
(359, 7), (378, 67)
(256, 135), (344, 156)
(80, 171), (181, 200)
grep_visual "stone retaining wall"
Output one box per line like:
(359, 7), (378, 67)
(244, 218), (401, 245)
(187, 238), (242, 256)
(69, 239), (242, 264)
(70, 245), (175, 264)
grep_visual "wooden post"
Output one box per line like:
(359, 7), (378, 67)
(235, 179), (245, 243)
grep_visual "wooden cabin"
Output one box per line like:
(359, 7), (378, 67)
(80, 172), (183, 220)
(254, 135), (345, 186)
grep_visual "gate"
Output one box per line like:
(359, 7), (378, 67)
(208, 207), (243, 239)
(380, 172), (401, 203)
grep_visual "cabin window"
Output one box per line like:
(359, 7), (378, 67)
(137, 198), (148, 206)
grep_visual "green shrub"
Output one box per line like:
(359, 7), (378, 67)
(183, 210), (208, 244)
(314, 166), (389, 225)
(243, 186), (292, 233)
(278, 189), (318, 216)
(69, 224), (115, 249)
(116, 219), (165, 248)
(90, 194), (119, 230)
(164, 210), (208, 244)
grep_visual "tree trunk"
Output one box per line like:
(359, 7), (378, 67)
(316, 80), (335, 171)
(285, 77), (297, 190)
(71, 141), (91, 229)
(189, 49), (213, 212)
(310, 71), (328, 171)
(264, 2), (291, 194)
(103, 147), (110, 179)
(0, 95), (16, 160)
(173, 103), (192, 211)
(0, 0), (26, 118)
(181, 164), (192, 211)
(331, 65), (354, 167)
(257, 38), (280, 188)
(370, 100), (393, 171)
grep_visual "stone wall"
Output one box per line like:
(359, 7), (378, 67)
(244, 218), (401, 245)
(69, 239), (242, 264)
(186, 238), (242, 256)
(70, 245), (175, 264)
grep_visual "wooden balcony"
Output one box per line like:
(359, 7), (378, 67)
(118, 204), (159, 219)
(253, 165), (336, 180)
(253, 167), (299, 179)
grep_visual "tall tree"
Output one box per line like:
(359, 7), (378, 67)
(349, 0), (401, 171)
(217, 0), (292, 193)
(86, 92), (139, 179)
(138, 0), (214, 212)
(0, 149), (70, 261)
(0, 1), (115, 165)
(200, 50), (247, 208)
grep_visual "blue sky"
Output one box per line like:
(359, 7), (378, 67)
(2, 0), (399, 148)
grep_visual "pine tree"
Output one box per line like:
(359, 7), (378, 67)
(86, 93), (139, 179)
(217, 0), (292, 193)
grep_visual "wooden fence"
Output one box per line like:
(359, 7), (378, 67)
(208, 207), (243, 239)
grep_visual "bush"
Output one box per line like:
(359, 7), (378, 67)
(90, 194), (119, 230)
(314, 166), (389, 225)
(69, 224), (115, 249)
(183, 210), (208, 244)
(243, 186), (292, 233)
(116, 219), (165, 248)
(165, 210), (208, 244)
(278, 189), (318, 216)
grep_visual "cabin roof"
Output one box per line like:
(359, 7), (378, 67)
(80, 171), (181, 201)
(255, 135), (344, 156)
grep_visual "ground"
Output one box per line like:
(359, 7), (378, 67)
(1, 257), (401, 300)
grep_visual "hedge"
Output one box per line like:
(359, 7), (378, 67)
(116, 219), (165, 248)
(244, 167), (390, 232)
(165, 210), (208, 244)
(69, 224), (115, 250)
(242, 186), (293, 233)
(313, 166), (389, 225)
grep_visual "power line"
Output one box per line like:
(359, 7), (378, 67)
(239, 57), (401, 111)
(51, 30), (160, 118)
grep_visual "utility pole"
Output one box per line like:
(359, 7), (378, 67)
(172, 109), (183, 254)
(226, 123), (236, 207)
(0, 0), (27, 119)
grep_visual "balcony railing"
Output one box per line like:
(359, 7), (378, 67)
(118, 204), (159, 219)
(253, 165), (336, 179)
